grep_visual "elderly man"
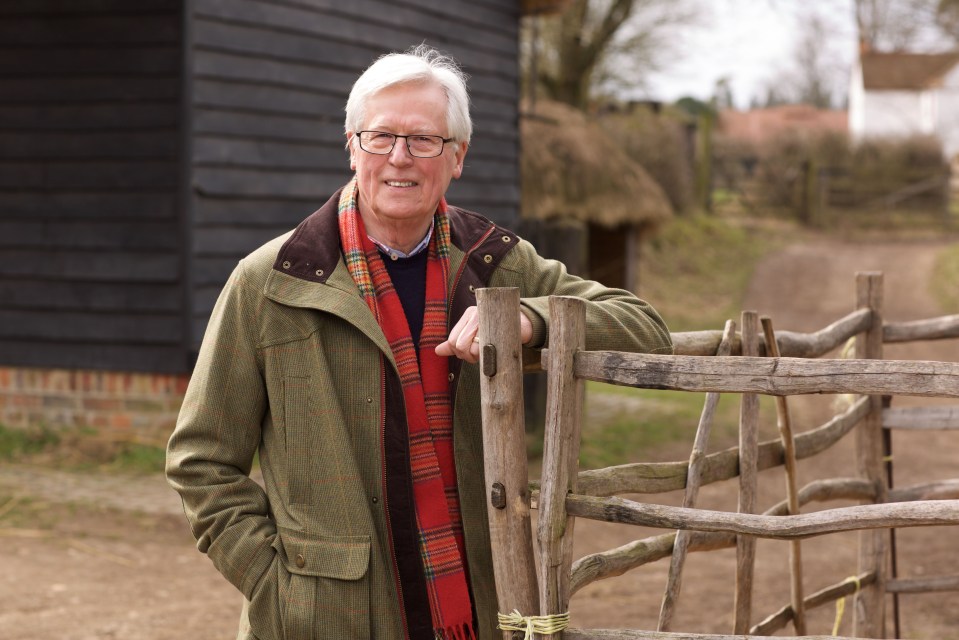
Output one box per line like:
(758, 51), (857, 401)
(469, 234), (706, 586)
(166, 45), (671, 640)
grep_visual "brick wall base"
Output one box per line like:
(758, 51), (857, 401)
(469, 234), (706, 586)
(0, 366), (188, 445)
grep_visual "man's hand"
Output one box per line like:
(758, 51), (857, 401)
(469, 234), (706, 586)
(435, 306), (533, 363)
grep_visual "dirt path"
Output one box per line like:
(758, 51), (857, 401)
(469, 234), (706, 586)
(1, 235), (958, 639)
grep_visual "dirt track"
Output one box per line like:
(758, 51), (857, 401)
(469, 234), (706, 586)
(2, 235), (959, 639)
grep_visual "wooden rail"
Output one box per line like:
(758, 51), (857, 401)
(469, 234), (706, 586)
(569, 477), (959, 595)
(566, 629), (869, 639)
(565, 352), (959, 398)
(883, 405), (959, 429)
(554, 396), (868, 497)
(751, 572), (877, 635)
(565, 495), (959, 539)
(671, 310), (959, 357)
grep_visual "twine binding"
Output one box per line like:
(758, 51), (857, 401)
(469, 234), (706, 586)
(832, 575), (862, 635)
(497, 610), (570, 640)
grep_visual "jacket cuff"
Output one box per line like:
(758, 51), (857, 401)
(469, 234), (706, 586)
(520, 299), (548, 348)
(206, 516), (278, 599)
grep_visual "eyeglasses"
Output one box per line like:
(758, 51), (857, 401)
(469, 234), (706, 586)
(356, 130), (453, 158)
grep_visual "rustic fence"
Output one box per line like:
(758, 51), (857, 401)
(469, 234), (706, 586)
(476, 272), (959, 639)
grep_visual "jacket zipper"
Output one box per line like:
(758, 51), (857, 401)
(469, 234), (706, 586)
(379, 357), (411, 640)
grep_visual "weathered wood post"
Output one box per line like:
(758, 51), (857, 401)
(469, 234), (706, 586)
(733, 310), (760, 634)
(477, 288), (539, 638)
(761, 316), (806, 635)
(854, 271), (887, 638)
(538, 296), (587, 638)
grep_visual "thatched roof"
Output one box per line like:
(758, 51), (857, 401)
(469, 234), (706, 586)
(521, 100), (673, 228)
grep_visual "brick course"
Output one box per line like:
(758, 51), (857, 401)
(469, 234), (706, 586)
(0, 366), (189, 444)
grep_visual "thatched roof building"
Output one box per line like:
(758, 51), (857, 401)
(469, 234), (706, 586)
(520, 100), (673, 293)
(521, 100), (673, 228)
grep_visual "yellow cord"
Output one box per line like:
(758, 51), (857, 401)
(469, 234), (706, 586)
(497, 610), (570, 640)
(832, 575), (862, 636)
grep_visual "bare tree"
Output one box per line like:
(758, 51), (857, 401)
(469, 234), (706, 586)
(754, 6), (849, 108)
(795, 13), (840, 107)
(854, 0), (945, 50)
(528, 0), (693, 109)
(935, 0), (959, 40)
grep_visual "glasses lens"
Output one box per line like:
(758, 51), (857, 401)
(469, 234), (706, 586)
(360, 132), (395, 154)
(407, 135), (443, 157)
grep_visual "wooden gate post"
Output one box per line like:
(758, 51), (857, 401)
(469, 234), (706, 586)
(477, 288), (539, 637)
(733, 310), (761, 634)
(854, 272), (887, 638)
(538, 296), (587, 637)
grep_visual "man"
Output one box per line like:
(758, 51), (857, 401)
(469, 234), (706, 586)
(166, 45), (672, 640)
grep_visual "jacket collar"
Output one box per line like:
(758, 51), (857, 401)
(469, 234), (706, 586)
(262, 186), (520, 365)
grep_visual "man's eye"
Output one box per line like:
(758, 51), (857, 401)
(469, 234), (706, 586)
(410, 136), (434, 144)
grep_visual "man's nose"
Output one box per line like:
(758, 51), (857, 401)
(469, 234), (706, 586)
(388, 138), (414, 164)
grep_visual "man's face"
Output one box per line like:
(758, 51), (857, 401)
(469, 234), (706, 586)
(348, 82), (468, 232)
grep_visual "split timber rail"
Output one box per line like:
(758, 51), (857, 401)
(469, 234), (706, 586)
(476, 272), (959, 639)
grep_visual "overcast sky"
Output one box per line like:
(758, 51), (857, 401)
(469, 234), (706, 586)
(643, 0), (859, 108)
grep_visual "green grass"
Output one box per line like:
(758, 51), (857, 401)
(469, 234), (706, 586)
(931, 242), (959, 314)
(580, 382), (780, 469)
(0, 422), (166, 474)
(0, 423), (60, 460)
(102, 443), (168, 474)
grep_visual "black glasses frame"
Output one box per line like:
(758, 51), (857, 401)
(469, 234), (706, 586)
(356, 130), (454, 158)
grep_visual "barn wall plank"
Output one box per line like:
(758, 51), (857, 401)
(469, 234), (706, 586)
(0, 0), (188, 373)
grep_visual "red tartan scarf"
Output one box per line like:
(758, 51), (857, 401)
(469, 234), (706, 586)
(338, 179), (475, 640)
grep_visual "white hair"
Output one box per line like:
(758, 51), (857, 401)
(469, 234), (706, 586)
(344, 44), (472, 145)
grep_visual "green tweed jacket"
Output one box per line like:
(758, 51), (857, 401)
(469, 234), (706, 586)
(166, 189), (672, 640)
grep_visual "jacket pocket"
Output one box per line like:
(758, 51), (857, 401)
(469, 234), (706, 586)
(282, 375), (312, 505)
(277, 527), (372, 640)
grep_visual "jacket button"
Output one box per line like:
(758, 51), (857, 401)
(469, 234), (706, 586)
(295, 554), (305, 568)
(315, 269), (324, 277)
(502, 235), (512, 243)
(448, 373), (455, 382)
(282, 261), (291, 269)
(483, 254), (493, 264)
(366, 396), (373, 403)
(371, 496), (379, 504)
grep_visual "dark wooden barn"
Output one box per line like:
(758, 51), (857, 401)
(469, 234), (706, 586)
(0, 0), (523, 380)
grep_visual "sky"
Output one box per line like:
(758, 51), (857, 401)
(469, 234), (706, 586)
(642, 0), (859, 109)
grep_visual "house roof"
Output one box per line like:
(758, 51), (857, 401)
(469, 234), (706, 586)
(520, 100), (673, 227)
(718, 105), (847, 147)
(861, 51), (959, 90)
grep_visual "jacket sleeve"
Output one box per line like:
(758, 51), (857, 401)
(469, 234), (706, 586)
(494, 238), (673, 355)
(166, 260), (277, 600)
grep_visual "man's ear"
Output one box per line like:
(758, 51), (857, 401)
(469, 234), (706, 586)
(452, 141), (468, 179)
(346, 132), (357, 171)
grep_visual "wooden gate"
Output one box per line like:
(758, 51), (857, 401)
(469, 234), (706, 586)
(476, 273), (959, 639)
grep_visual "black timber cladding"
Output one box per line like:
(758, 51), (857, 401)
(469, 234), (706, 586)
(0, 0), (520, 374)
(188, 0), (521, 348)
(0, 0), (188, 373)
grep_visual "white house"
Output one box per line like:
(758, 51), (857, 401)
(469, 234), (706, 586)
(849, 50), (959, 159)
